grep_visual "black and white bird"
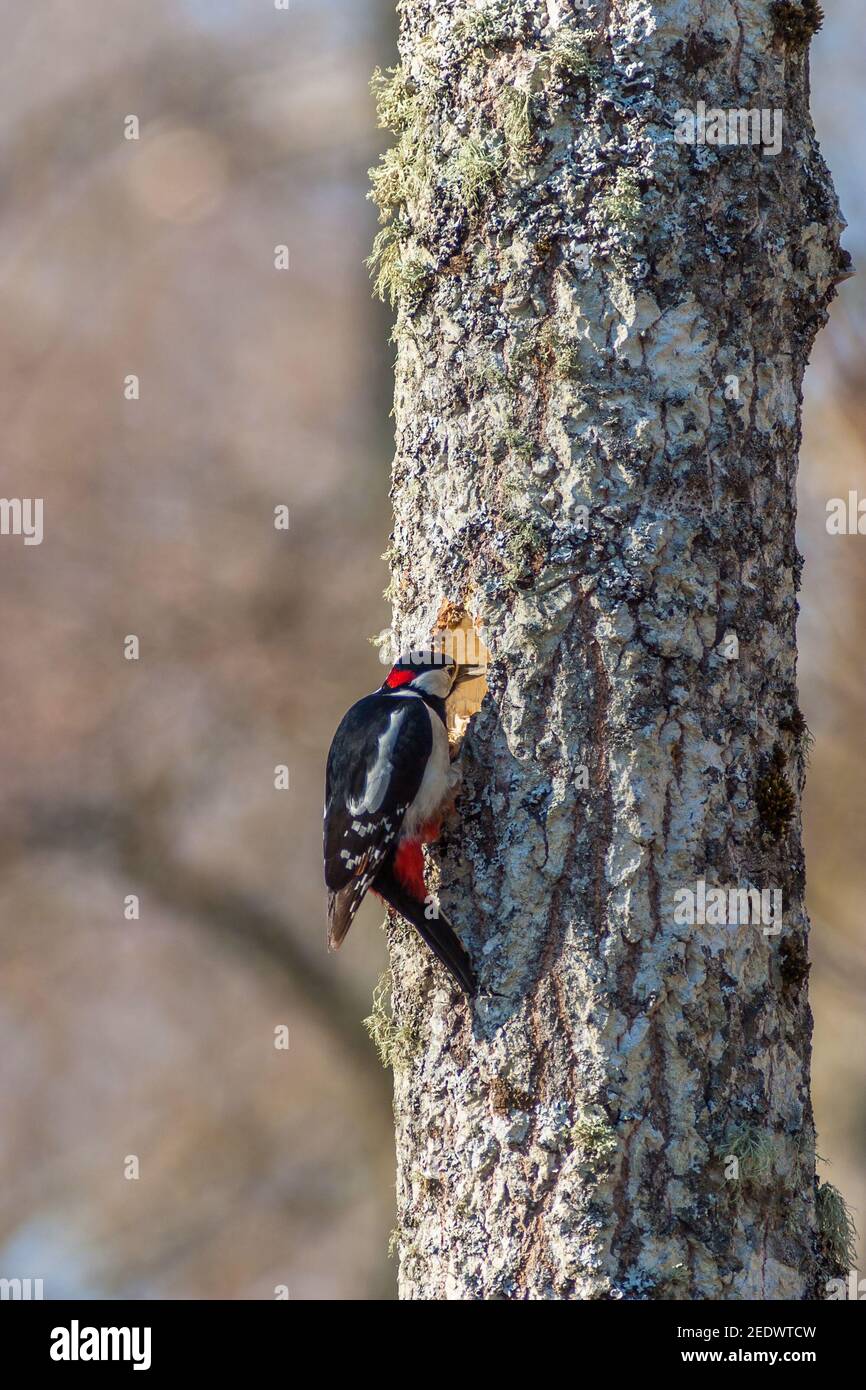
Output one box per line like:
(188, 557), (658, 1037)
(323, 653), (478, 996)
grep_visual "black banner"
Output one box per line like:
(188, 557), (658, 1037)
(2, 1296), (860, 1375)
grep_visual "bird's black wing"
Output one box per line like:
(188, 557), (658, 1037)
(324, 692), (431, 948)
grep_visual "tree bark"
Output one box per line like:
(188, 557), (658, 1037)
(372, 0), (848, 1299)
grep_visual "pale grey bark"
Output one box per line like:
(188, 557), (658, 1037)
(372, 0), (849, 1299)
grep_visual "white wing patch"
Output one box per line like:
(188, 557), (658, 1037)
(346, 706), (405, 816)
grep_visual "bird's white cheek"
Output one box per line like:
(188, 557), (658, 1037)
(411, 669), (454, 699)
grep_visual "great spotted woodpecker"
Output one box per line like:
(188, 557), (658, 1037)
(324, 654), (478, 996)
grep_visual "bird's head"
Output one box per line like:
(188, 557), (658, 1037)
(382, 651), (483, 701)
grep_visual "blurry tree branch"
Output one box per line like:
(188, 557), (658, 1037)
(0, 799), (389, 1099)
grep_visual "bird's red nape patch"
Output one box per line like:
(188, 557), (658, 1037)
(385, 667), (415, 689)
(393, 839), (426, 900)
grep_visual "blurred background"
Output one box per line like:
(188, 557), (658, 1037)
(0, 0), (862, 1299)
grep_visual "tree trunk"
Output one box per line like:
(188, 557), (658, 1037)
(372, 0), (848, 1299)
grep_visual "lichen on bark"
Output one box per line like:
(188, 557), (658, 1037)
(373, 0), (849, 1299)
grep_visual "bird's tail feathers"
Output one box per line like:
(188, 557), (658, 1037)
(327, 883), (362, 950)
(374, 859), (476, 997)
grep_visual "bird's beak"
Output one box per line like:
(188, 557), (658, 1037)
(453, 664), (486, 686)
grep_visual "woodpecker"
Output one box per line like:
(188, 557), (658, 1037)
(324, 653), (478, 996)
